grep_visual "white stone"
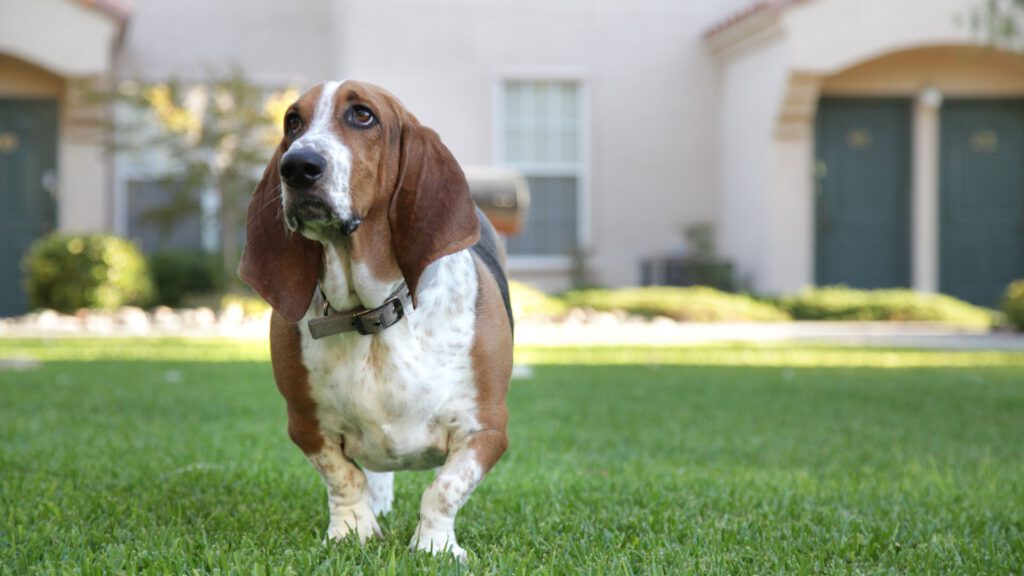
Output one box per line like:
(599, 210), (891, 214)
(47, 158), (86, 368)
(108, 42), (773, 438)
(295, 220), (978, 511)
(35, 309), (60, 330)
(220, 302), (245, 326)
(152, 306), (182, 330)
(116, 306), (151, 333)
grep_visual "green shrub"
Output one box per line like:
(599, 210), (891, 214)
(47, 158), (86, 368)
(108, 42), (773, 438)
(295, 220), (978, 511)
(220, 293), (271, 317)
(781, 286), (996, 330)
(1002, 279), (1024, 331)
(562, 286), (790, 322)
(149, 251), (224, 307)
(509, 281), (569, 320)
(23, 233), (154, 312)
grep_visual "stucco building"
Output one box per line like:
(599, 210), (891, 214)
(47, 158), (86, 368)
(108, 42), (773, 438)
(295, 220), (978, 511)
(2, 0), (1022, 315)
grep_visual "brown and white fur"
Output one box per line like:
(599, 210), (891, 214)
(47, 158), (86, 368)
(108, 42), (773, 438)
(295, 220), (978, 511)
(238, 80), (512, 560)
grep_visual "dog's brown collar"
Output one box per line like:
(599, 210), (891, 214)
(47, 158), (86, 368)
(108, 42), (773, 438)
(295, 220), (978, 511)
(307, 284), (412, 339)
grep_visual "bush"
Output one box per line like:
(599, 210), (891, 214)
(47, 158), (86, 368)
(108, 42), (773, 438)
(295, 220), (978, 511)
(562, 286), (790, 322)
(1002, 279), (1024, 331)
(781, 286), (996, 330)
(220, 293), (271, 317)
(23, 233), (154, 312)
(149, 251), (224, 307)
(509, 281), (569, 320)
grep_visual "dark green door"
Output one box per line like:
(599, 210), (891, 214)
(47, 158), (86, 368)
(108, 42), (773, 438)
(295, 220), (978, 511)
(0, 100), (58, 316)
(815, 99), (911, 288)
(940, 101), (1024, 307)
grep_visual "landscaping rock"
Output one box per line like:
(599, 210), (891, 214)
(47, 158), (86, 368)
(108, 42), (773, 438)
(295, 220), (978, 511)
(117, 306), (151, 333)
(153, 306), (182, 330)
(220, 302), (246, 326)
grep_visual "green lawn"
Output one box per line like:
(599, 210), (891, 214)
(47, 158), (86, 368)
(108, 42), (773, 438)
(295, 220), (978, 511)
(1, 338), (1022, 575)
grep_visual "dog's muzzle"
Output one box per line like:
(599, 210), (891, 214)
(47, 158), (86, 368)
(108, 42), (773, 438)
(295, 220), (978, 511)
(280, 148), (361, 235)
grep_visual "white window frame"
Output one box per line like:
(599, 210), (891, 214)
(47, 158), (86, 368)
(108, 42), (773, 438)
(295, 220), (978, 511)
(493, 72), (590, 271)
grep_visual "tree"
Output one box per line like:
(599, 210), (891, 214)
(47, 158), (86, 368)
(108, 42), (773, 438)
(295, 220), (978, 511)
(971, 0), (1024, 50)
(105, 67), (296, 290)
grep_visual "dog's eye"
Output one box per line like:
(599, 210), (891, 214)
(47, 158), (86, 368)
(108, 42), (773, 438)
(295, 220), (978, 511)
(347, 105), (377, 128)
(285, 113), (303, 134)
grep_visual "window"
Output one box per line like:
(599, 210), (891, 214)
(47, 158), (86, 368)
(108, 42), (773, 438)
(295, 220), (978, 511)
(126, 179), (205, 253)
(499, 80), (584, 258)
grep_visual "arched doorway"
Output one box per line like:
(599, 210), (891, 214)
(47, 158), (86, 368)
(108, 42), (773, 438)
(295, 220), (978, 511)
(816, 45), (1024, 305)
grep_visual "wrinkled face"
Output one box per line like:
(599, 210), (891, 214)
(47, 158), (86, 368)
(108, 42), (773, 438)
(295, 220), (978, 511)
(278, 80), (402, 240)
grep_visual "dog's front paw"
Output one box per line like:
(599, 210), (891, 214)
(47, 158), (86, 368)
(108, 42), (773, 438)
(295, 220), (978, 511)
(410, 521), (466, 561)
(326, 502), (382, 544)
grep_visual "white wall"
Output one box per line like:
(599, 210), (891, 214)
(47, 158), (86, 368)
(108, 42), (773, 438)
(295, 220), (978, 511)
(331, 0), (750, 287)
(0, 0), (119, 77)
(784, 0), (973, 74)
(118, 0), (335, 87)
(717, 38), (789, 291)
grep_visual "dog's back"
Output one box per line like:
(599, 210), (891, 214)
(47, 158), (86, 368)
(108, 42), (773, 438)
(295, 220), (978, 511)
(470, 207), (513, 335)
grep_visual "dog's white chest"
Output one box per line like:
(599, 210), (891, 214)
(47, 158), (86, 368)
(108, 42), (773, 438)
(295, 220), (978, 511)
(299, 253), (480, 472)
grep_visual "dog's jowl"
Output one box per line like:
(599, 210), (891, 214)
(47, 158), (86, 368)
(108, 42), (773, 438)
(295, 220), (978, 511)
(239, 80), (513, 560)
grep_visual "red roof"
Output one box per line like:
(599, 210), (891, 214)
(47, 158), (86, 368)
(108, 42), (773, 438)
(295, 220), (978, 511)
(704, 0), (810, 38)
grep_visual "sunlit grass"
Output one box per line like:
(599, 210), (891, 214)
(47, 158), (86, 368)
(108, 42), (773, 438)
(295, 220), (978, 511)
(1, 338), (1022, 574)
(517, 344), (1024, 368)
(5, 337), (1024, 368)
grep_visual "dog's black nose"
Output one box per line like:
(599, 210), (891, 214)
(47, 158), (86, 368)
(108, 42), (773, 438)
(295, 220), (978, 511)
(280, 149), (326, 189)
(340, 217), (362, 235)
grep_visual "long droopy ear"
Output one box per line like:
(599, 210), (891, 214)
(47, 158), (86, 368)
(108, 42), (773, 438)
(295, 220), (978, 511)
(238, 147), (323, 323)
(388, 124), (480, 306)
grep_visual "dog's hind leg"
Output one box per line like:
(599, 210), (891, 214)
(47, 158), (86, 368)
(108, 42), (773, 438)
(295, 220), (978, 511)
(364, 469), (394, 516)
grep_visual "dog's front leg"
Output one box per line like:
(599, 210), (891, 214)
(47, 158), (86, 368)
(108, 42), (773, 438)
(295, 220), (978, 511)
(410, 429), (507, 560)
(270, 314), (382, 543)
(305, 434), (382, 543)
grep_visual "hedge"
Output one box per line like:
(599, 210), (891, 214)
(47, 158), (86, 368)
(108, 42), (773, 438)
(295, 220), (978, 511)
(562, 286), (790, 322)
(1003, 279), (1024, 332)
(780, 286), (996, 330)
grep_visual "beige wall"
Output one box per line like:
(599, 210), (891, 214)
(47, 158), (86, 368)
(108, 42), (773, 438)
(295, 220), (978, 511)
(822, 46), (1024, 96)
(59, 92), (111, 234)
(330, 0), (750, 288)
(0, 53), (64, 97)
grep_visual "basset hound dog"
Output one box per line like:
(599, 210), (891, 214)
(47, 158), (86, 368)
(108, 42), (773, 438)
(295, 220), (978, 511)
(238, 80), (513, 560)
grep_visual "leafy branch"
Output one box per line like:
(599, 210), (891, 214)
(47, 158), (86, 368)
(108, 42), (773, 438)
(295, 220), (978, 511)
(969, 0), (1024, 51)
(92, 67), (296, 290)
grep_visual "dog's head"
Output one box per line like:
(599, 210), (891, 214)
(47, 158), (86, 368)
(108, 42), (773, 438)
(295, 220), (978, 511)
(239, 80), (480, 322)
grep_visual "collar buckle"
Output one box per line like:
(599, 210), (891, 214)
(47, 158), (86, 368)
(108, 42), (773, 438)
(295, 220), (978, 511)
(351, 296), (406, 335)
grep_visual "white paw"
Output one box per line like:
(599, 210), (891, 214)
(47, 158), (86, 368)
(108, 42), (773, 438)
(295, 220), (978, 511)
(325, 502), (382, 544)
(410, 522), (466, 561)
